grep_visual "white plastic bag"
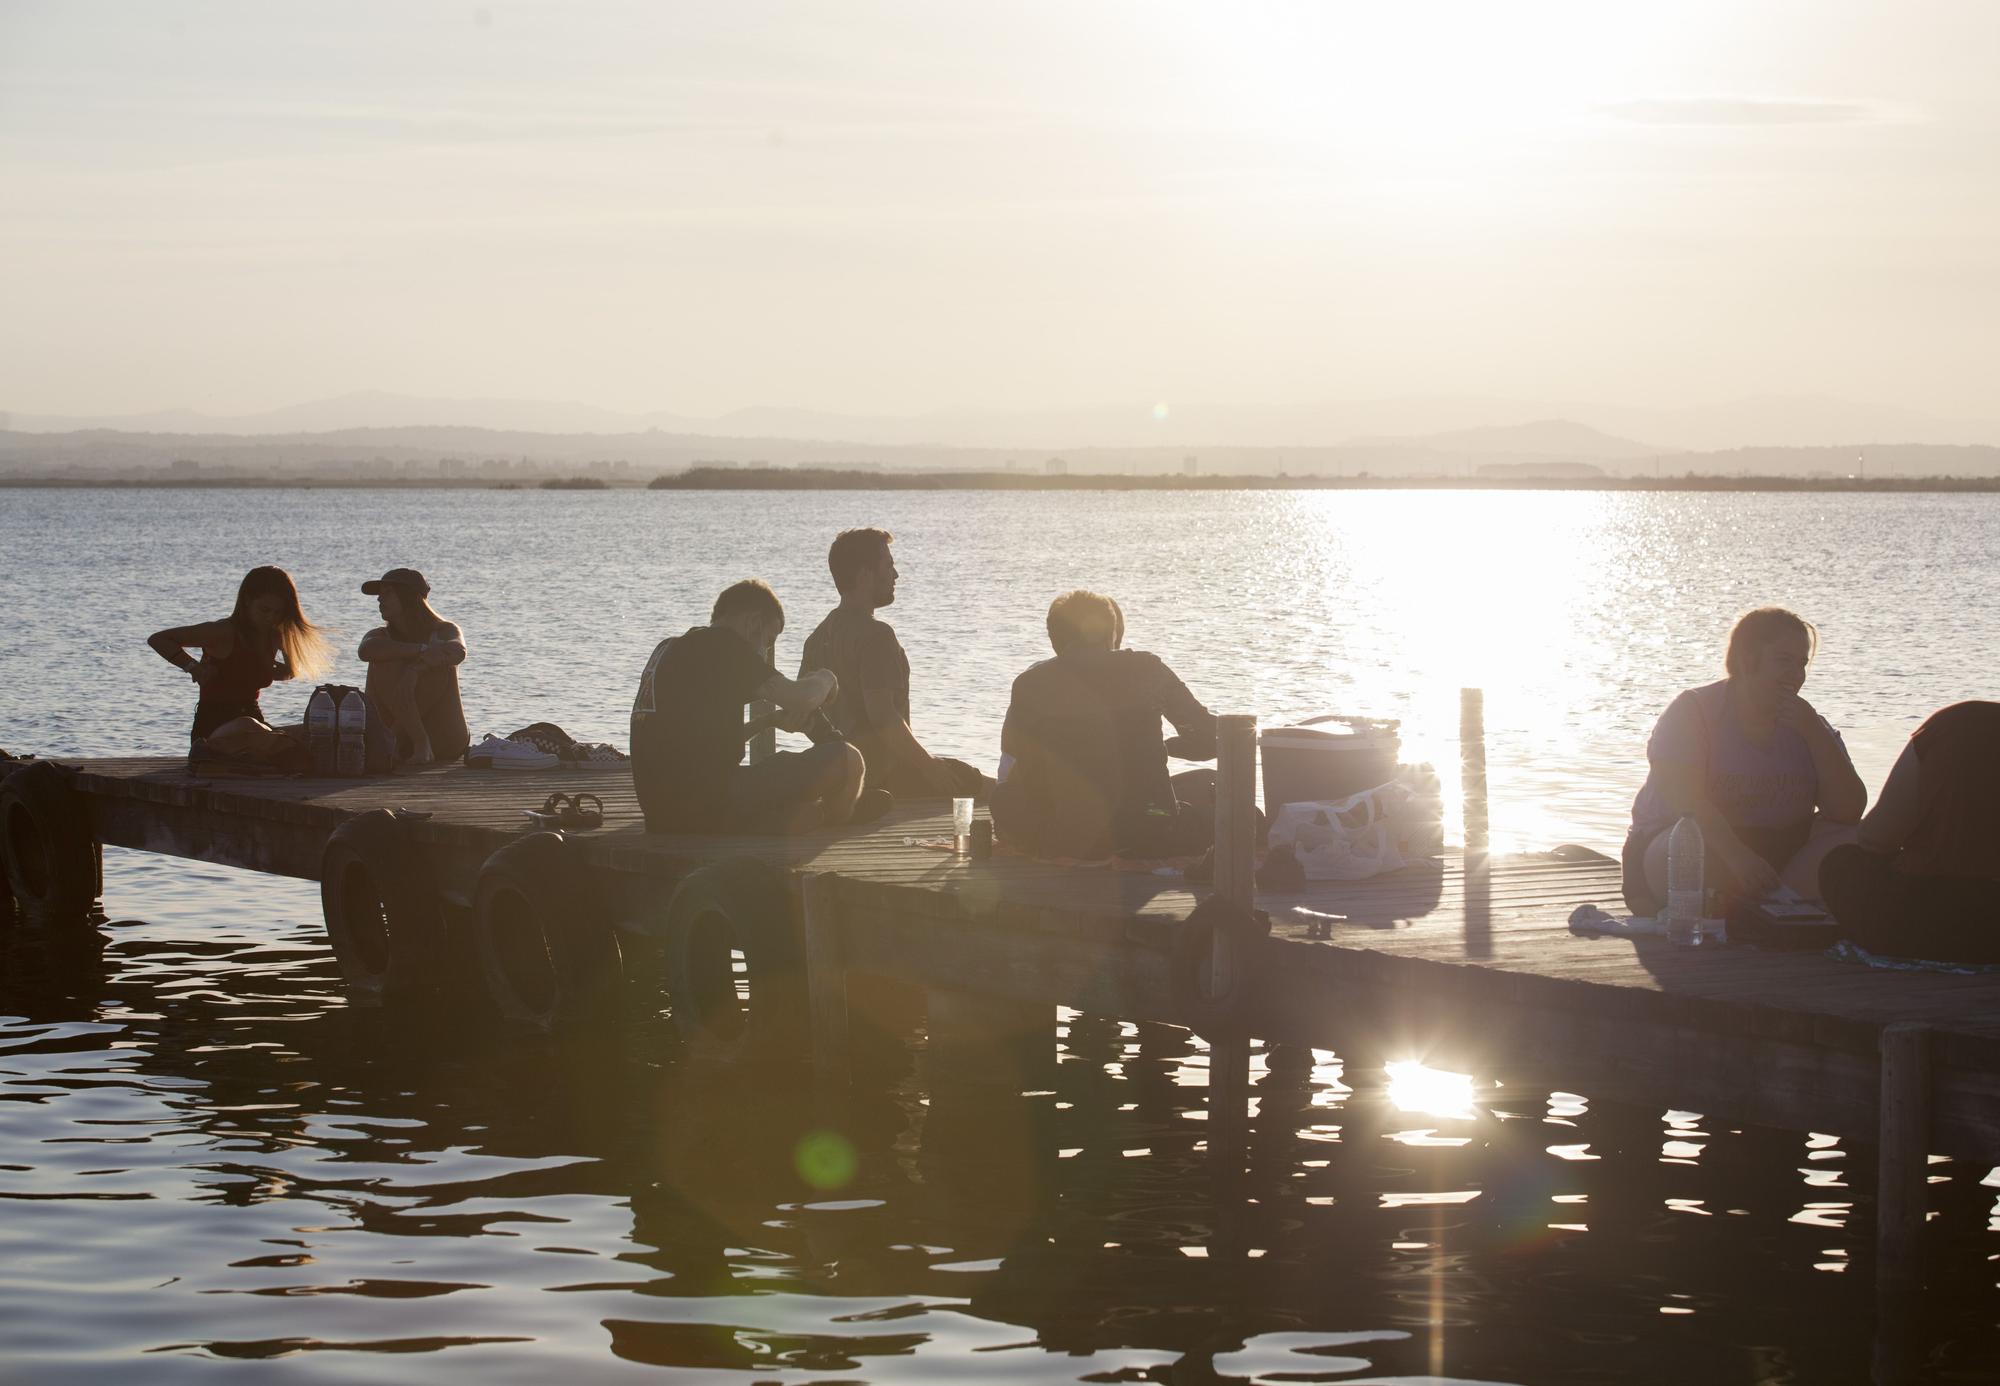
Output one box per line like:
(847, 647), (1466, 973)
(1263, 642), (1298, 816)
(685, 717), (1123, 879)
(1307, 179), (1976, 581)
(1268, 765), (1443, 881)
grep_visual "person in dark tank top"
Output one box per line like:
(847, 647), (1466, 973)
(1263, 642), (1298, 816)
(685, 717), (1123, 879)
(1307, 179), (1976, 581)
(356, 567), (469, 766)
(148, 566), (335, 767)
(799, 527), (988, 800)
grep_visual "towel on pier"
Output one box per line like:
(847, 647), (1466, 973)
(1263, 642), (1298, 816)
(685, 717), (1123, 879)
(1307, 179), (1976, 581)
(1824, 940), (2000, 976)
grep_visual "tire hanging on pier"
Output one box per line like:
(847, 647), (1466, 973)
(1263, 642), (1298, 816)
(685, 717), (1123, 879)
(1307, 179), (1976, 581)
(319, 809), (445, 1005)
(656, 858), (806, 1067)
(0, 761), (101, 933)
(1170, 897), (1271, 1036)
(471, 830), (622, 1031)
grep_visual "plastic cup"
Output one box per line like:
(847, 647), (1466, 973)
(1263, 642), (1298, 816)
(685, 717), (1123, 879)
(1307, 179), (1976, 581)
(952, 797), (975, 852)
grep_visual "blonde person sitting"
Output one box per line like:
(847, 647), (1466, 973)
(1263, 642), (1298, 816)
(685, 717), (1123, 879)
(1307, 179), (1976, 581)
(357, 568), (469, 766)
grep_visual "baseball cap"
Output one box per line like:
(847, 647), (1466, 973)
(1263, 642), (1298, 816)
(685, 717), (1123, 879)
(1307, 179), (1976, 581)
(361, 567), (431, 596)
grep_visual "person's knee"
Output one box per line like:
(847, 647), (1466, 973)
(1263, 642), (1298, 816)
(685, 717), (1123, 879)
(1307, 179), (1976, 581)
(841, 742), (864, 787)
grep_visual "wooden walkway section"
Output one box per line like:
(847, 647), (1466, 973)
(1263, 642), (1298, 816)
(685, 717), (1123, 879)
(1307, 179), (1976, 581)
(40, 756), (2000, 1163)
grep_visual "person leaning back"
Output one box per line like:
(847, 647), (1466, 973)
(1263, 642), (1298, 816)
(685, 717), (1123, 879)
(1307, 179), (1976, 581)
(800, 527), (987, 800)
(356, 567), (469, 766)
(632, 578), (890, 835)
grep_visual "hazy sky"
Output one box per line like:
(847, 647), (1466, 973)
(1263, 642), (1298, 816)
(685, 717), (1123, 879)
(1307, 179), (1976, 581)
(4, 0), (1998, 418)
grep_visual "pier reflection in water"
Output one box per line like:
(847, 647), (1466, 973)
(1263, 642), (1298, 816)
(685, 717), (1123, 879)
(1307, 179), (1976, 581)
(4, 852), (2000, 1383)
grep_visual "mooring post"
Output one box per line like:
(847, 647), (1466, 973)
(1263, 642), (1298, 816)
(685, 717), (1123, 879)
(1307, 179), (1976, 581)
(1209, 715), (1257, 1215)
(1875, 1021), (1930, 1379)
(1459, 688), (1492, 958)
(800, 872), (851, 1090)
(747, 642), (778, 765)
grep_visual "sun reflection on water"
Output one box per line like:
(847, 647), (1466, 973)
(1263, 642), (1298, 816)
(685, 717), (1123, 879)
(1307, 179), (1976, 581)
(1384, 1061), (1478, 1122)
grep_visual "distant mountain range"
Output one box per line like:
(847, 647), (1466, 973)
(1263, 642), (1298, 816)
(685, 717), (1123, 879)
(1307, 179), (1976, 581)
(7, 388), (1997, 453)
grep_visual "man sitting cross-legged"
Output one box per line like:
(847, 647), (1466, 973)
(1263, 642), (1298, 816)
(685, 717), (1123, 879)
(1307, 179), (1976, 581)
(800, 527), (988, 800)
(632, 578), (889, 835)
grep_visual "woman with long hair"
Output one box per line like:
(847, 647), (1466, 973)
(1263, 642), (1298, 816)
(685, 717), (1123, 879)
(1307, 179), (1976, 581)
(148, 566), (334, 765)
(1623, 606), (1866, 915)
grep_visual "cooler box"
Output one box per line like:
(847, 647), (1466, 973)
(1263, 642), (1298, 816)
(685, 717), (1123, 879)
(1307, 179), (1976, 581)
(1260, 716), (1401, 814)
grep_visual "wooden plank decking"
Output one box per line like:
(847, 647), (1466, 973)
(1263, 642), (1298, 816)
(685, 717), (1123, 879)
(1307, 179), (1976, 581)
(49, 756), (2000, 1163)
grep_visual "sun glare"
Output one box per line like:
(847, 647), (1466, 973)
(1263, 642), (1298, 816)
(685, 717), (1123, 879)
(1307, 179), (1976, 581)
(1385, 1061), (1478, 1121)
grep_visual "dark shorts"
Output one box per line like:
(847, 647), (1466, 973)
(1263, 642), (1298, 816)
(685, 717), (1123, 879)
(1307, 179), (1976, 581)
(1821, 845), (2000, 963)
(724, 740), (853, 833)
(1621, 818), (1813, 915)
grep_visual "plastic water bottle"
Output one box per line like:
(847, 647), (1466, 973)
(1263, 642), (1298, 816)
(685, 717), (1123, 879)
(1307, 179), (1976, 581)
(336, 690), (367, 776)
(1666, 815), (1705, 946)
(305, 687), (339, 777)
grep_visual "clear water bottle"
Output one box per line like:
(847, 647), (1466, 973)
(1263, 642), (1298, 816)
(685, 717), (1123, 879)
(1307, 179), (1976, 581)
(305, 687), (339, 777)
(335, 690), (367, 776)
(1666, 815), (1705, 947)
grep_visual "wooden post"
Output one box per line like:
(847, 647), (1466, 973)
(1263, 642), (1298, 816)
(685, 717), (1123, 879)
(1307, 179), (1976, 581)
(1213, 714), (1258, 922)
(1875, 1024), (1930, 1341)
(1460, 688), (1491, 958)
(1459, 688), (1488, 857)
(747, 641), (778, 765)
(800, 872), (850, 1089)
(1209, 715), (1256, 1214)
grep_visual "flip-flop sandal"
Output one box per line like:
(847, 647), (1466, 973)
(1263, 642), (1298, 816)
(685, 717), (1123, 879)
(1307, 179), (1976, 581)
(523, 791), (572, 828)
(522, 791), (606, 831)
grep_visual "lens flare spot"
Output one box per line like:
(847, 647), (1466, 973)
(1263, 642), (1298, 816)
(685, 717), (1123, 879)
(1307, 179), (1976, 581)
(795, 1130), (857, 1190)
(1385, 1061), (1477, 1120)
(1152, 401), (1170, 421)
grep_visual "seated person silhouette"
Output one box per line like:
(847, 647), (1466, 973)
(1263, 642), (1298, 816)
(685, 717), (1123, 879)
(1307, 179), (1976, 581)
(992, 589), (1219, 859)
(631, 578), (887, 835)
(148, 565), (334, 769)
(1819, 700), (2000, 962)
(800, 527), (988, 800)
(356, 567), (469, 766)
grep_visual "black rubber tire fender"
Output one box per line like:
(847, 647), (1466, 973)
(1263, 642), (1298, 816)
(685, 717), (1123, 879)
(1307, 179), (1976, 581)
(1170, 897), (1272, 1036)
(318, 809), (444, 1005)
(657, 857), (806, 1066)
(471, 831), (622, 1032)
(0, 761), (99, 932)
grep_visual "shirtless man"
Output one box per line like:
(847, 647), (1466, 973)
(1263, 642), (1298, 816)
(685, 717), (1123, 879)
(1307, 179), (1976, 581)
(356, 568), (469, 766)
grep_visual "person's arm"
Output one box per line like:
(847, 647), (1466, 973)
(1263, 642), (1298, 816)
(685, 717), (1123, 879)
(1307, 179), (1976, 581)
(358, 626), (423, 663)
(1154, 657), (1218, 761)
(419, 621), (467, 668)
(1780, 695), (1867, 823)
(752, 668), (837, 719)
(1856, 740), (1923, 853)
(148, 619), (231, 686)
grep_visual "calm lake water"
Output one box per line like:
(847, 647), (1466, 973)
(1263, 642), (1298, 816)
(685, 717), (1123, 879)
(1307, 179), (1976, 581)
(3, 486), (1998, 1382)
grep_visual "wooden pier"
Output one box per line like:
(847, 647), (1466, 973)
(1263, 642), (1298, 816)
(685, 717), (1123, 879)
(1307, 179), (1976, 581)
(4, 731), (1997, 1370)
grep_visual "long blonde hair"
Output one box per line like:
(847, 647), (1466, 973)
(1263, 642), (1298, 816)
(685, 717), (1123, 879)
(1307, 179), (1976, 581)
(232, 566), (334, 682)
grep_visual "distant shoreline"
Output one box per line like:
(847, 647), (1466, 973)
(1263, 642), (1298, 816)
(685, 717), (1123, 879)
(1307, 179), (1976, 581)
(4, 470), (1999, 494)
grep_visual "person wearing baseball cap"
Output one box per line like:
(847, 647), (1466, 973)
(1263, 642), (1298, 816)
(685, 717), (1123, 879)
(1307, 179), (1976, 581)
(357, 567), (469, 765)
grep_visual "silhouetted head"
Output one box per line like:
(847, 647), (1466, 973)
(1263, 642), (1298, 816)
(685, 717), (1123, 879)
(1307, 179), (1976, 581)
(231, 566), (333, 680)
(1725, 606), (1817, 711)
(828, 528), (897, 608)
(1047, 589), (1121, 654)
(361, 567), (439, 633)
(712, 578), (785, 650)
